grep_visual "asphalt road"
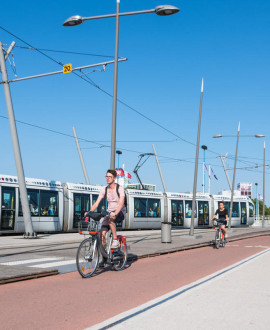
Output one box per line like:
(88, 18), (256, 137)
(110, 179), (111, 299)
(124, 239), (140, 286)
(1, 236), (270, 330)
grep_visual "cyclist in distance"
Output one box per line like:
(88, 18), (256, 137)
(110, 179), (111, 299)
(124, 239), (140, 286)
(86, 169), (125, 251)
(211, 201), (228, 240)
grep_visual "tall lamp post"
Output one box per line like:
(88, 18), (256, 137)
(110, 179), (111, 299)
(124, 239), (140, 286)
(116, 150), (122, 169)
(201, 145), (207, 193)
(213, 123), (264, 229)
(255, 182), (258, 221)
(63, 2), (180, 169)
(262, 141), (266, 227)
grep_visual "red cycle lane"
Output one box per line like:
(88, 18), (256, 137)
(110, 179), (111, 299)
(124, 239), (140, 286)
(1, 236), (269, 330)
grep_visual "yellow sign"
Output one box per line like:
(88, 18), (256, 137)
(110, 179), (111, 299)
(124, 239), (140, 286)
(63, 64), (72, 74)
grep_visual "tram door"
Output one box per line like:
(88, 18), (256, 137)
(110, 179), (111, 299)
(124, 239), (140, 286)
(73, 193), (90, 229)
(1, 187), (16, 230)
(198, 201), (209, 226)
(171, 200), (184, 226)
(240, 202), (247, 224)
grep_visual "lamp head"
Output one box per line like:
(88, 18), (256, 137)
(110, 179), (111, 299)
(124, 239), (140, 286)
(213, 134), (222, 138)
(255, 134), (265, 138)
(201, 145), (208, 150)
(155, 5), (180, 16)
(63, 15), (84, 27)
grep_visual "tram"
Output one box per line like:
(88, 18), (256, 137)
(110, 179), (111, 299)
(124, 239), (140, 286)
(0, 175), (63, 233)
(0, 174), (255, 233)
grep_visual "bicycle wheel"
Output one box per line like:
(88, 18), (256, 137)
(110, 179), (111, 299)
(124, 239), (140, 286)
(112, 238), (128, 271)
(215, 230), (220, 249)
(76, 238), (99, 278)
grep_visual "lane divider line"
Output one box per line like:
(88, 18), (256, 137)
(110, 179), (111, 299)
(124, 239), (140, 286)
(90, 248), (270, 330)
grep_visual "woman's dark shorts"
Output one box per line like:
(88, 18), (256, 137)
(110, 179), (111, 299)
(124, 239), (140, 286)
(218, 219), (227, 226)
(101, 211), (125, 231)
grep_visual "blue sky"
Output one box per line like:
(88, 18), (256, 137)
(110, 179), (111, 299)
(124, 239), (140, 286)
(0, 0), (269, 203)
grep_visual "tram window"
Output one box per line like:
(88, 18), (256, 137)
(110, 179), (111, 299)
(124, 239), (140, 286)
(40, 190), (58, 217)
(19, 189), (39, 216)
(232, 202), (239, 217)
(249, 203), (254, 217)
(185, 201), (197, 218)
(92, 194), (107, 213)
(148, 199), (160, 217)
(134, 198), (147, 217)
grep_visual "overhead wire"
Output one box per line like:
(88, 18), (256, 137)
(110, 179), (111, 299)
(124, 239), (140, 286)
(1, 26), (268, 175)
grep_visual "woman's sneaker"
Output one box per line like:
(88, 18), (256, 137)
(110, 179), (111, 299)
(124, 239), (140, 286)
(111, 239), (120, 249)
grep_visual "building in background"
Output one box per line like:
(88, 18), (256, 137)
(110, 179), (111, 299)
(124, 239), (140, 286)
(237, 182), (252, 196)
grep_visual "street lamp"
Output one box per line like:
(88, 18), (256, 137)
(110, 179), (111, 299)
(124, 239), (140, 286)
(116, 150), (122, 169)
(201, 145), (207, 193)
(213, 122), (264, 229)
(63, 2), (180, 169)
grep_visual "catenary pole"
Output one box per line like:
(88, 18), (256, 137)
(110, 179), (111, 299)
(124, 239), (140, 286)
(190, 78), (204, 236)
(152, 144), (167, 193)
(262, 141), (265, 227)
(110, 0), (120, 170)
(220, 155), (232, 190)
(228, 122), (240, 229)
(72, 126), (90, 185)
(0, 42), (35, 237)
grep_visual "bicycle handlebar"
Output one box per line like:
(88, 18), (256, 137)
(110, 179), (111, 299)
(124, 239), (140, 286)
(85, 210), (109, 221)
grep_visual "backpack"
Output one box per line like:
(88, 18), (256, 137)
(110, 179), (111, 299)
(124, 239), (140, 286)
(105, 183), (127, 209)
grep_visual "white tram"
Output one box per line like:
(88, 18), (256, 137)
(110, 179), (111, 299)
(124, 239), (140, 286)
(0, 174), (255, 233)
(0, 174), (63, 233)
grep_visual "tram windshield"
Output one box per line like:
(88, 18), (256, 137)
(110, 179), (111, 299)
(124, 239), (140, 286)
(249, 203), (254, 217)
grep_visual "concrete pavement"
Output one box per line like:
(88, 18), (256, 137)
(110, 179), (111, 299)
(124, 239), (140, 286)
(0, 224), (270, 284)
(91, 247), (270, 329)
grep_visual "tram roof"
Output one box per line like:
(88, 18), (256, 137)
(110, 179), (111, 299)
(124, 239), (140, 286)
(63, 182), (104, 192)
(0, 174), (62, 188)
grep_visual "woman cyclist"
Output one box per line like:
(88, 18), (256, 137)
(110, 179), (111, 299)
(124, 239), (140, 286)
(211, 201), (228, 240)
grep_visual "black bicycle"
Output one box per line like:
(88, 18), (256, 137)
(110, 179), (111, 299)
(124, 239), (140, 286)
(76, 211), (128, 278)
(213, 218), (226, 249)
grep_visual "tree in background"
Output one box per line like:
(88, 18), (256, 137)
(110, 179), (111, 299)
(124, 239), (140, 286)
(251, 199), (270, 216)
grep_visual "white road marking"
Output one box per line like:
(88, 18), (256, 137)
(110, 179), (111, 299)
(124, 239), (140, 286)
(0, 257), (61, 266)
(29, 259), (75, 268)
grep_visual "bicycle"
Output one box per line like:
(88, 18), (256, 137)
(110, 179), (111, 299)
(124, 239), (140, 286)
(76, 211), (128, 278)
(213, 218), (226, 249)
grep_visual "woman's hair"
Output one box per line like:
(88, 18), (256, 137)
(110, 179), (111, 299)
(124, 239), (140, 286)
(107, 169), (117, 178)
(220, 201), (225, 205)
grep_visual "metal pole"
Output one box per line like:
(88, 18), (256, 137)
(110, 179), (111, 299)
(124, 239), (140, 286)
(262, 141), (265, 227)
(152, 144), (167, 193)
(229, 122), (240, 229)
(208, 165), (211, 194)
(72, 126), (90, 185)
(190, 78), (204, 236)
(202, 159), (205, 194)
(110, 0), (120, 170)
(220, 155), (232, 190)
(255, 183), (258, 221)
(0, 42), (35, 237)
